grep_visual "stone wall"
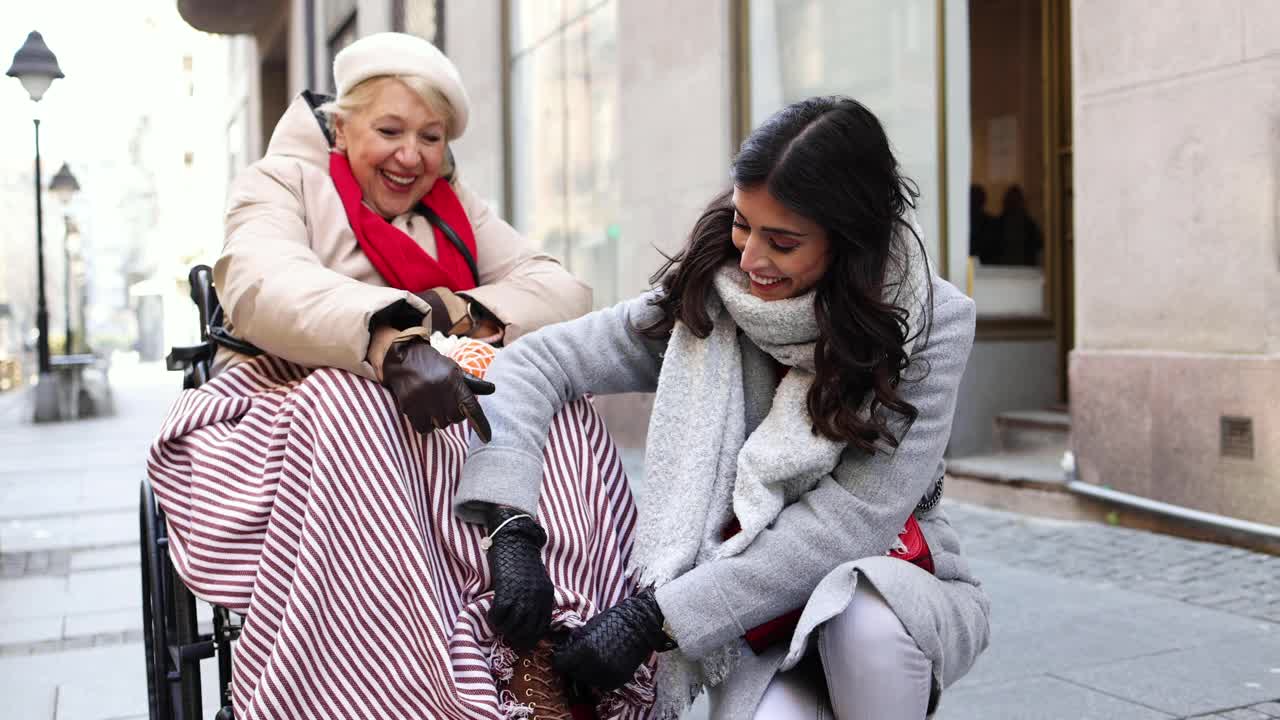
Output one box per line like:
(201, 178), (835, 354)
(1070, 0), (1280, 523)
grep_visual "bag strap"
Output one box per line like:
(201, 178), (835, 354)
(417, 200), (480, 287)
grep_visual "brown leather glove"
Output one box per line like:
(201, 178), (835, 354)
(381, 336), (495, 441)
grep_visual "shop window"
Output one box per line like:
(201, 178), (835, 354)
(396, 0), (444, 49)
(325, 0), (358, 94)
(748, 0), (944, 266)
(968, 0), (1047, 318)
(508, 1), (621, 308)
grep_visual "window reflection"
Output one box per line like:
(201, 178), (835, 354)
(750, 0), (942, 264)
(968, 0), (1047, 317)
(509, 1), (620, 308)
(324, 0), (358, 94)
(400, 0), (442, 48)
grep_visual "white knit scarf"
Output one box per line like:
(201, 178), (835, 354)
(631, 211), (931, 719)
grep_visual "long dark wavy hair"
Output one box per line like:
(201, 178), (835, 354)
(642, 96), (932, 454)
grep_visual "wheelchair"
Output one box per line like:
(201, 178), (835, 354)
(138, 168), (477, 717)
(140, 264), (258, 720)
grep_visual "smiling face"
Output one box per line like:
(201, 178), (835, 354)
(332, 78), (448, 219)
(730, 185), (832, 301)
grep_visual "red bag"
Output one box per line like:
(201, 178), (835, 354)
(739, 515), (934, 654)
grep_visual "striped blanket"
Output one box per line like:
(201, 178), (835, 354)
(147, 351), (653, 719)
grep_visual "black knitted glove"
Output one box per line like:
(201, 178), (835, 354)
(553, 588), (674, 692)
(486, 505), (554, 650)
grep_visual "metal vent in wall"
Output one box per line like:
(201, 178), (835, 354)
(1220, 416), (1254, 460)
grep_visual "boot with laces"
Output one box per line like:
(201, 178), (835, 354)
(499, 640), (574, 720)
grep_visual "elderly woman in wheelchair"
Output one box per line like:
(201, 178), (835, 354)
(145, 33), (650, 720)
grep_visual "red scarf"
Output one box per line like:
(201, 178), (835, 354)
(329, 152), (478, 293)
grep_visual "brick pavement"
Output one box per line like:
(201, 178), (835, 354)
(947, 502), (1280, 625)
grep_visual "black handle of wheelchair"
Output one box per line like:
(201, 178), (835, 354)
(189, 265), (217, 342)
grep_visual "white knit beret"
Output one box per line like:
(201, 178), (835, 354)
(333, 32), (470, 139)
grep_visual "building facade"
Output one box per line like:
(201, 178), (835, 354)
(178, 0), (1280, 528)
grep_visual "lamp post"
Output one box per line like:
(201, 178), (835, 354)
(7, 31), (64, 420)
(62, 221), (81, 354)
(50, 162), (80, 354)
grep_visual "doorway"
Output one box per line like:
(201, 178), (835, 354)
(967, 0), (1073, 402)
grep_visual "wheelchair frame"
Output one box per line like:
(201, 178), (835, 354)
(140, 265), (240, 720)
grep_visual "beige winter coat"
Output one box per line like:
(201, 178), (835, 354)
(212, 94), (591, 380)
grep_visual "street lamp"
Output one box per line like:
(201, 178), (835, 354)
(50, 162), (80, 354)
(7, 31), (64, 421)
(63, 223), (81, 354)
(50, 161), (79, 203)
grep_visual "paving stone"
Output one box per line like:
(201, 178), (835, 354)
(1, 518), (76, 554)
(47, 551), (70, 576)
(1, 553), (26, 578)
(49, 644), (148, 720)
(1057, 634), (1280, 716)
(90, 630), (142, 647)
(5, 549), (73, 578)
(1222, 708), (1273, 719)
(25, 550), (49, 572)
(961, 585), (1265, 688)
(63, 608), (140, 639)
(935, 675), (1174, 719)
(0, 576), (70, 619)
(69, 545), (138, 572)
(59, 635), (93, 651)
(0, 473), (81, 514)
(6, 683), (55, 720)
(71, 512), (138, 549)
(0, 616), (62, 646)
(64, 567), (141, 615)
(1250, 701), (1280, 716)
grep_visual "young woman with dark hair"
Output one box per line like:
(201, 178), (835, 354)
(454, 96), (990, 718)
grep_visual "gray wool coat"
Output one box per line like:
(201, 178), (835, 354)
(455, 275), (991, 718)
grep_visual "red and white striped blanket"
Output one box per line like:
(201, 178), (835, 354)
(147, 350), (653, 719)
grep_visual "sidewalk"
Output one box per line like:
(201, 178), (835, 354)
(0, 360), (181, 720)
(1, 366), (1278, 719)
(937, 503), (1280, 720)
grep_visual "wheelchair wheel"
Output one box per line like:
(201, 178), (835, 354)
(167, 562), (204, 720)
(141, 479), (204, 720)
(140, 479), (171, 720)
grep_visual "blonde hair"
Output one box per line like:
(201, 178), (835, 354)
(320, 75), (456, 174)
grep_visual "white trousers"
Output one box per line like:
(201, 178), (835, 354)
(753, 584), (932, 719)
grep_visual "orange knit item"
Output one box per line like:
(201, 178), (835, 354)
(447, 339), (496, 379)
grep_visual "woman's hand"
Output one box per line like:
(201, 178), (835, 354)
(553, 588), (673, 691)
(380, 336), (495, 441)
(485, 505), (555, 649)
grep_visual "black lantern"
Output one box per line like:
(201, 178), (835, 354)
(6, 31), (64, 102)
(50, 162), (80, 204)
